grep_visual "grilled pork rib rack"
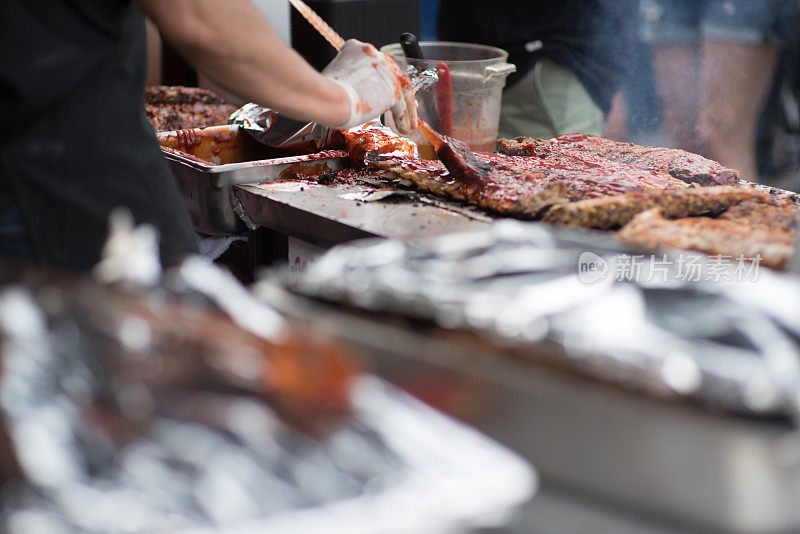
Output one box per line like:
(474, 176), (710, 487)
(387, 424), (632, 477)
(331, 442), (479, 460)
(619, 208), (795, 269)
(145, 86), (238, 132)
(499, 134), (741, 186)
(368, 152), (762, 223)
(541, 186), (770, 230)
(150, 90), (796, 268)
(353, 131), (795, 268)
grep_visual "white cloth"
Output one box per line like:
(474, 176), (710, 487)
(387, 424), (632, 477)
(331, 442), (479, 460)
(197, 234), (246, 261)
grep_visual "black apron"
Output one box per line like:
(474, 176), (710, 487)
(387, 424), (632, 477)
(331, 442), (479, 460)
(0, 0), (198, 271)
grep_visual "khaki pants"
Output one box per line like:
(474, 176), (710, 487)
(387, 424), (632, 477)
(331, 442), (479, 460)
(498, 57), (605, 140)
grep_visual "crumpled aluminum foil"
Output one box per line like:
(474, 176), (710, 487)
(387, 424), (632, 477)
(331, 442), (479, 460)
(408, 67), (440, 93)
(229, 103), (335, 153)
(0, 276), (534, 534)
(284, 220), (800, 422)
(0, 212), (534, 533)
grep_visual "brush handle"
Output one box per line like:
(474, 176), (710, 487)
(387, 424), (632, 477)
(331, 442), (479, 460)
(288, 0), (345, 51)
(416, 118), (445, 151)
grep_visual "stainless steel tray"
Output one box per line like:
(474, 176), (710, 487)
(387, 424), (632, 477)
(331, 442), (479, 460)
(254, 279), (800, 534)
(161, 132), (349, 235)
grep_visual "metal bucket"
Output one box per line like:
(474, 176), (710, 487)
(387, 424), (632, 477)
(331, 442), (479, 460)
(381, 41), (516, 157)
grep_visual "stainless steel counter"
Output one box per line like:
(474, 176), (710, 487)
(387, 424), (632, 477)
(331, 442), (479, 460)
(233, 180), (491, 248)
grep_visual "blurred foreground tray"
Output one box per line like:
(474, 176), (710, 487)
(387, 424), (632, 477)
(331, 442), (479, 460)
(255, 278), (800, 534)
(254, 221), (800, 534)
(0, 263), (534, 534)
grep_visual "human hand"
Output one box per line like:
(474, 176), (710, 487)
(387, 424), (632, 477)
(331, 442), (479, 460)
(322, 39), (417, 134)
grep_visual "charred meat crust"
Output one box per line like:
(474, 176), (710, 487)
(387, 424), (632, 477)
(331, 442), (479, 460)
(618, 208), (794, 269)
(498, 135), (741, 186)
(541, 186), (770, 229)
(367, 145), (698, 219)
(372, 156), (570, 218)
(145, 86), (237, 132)
(343, 128), (797, 269)
(717, 199), (800, 233)
(145, 86), (231, 106)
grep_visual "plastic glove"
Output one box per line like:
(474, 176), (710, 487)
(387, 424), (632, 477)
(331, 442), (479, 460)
(322, 39), (417, 135)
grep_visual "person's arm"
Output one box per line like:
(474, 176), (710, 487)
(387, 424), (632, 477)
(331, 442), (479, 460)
(138, 0), (348, 126)
(137, 0), (415, 132)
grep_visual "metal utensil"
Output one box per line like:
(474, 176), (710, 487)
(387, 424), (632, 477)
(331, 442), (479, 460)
(398, 33), (440, 131)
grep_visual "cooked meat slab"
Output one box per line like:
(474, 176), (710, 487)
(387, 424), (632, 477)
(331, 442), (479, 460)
(718, 199), (800, 233)
(373, 155), (570, 217)
(618, 208), (794, 269)
(542, 186), (770, 229)
(341, 122), (418, 166)
(145, 86), (231, 106)
(496, 136), (690, 190)
(368, 139), (701, 216)
(145, 85), (237, 132)
(498, 134), (741, 186)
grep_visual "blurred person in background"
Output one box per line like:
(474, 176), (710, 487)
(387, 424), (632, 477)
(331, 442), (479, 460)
(756, 35), (800, 188)
(437, 0), (637, 140)
(640, 0), (800, 182)
(0, 0), (415, 271)
(601, 39), (662, 144)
